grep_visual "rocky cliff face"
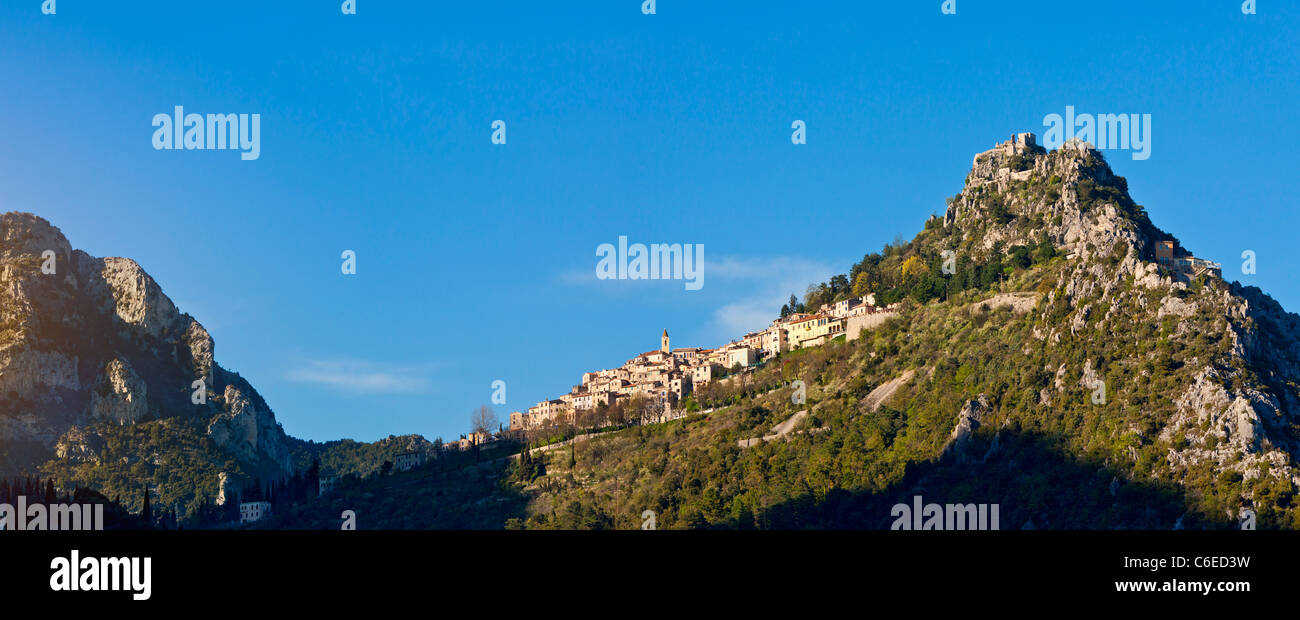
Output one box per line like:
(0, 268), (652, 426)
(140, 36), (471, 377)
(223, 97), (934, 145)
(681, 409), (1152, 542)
(940, 134), (1300, 503)
(0, 212), (293, 479)
(945, 134), (1166, 268)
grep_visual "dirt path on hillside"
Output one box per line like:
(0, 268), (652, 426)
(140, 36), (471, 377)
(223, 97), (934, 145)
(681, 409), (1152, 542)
(769, 410), (808, 436)
(862, 369), (915, 412)
(737, 410), (809, 448)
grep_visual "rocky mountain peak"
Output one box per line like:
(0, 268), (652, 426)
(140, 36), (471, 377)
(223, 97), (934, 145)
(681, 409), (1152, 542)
(0, 212), (73, 263)
(930, 136), (1300, 499)
(939, 132), (1181, 282)
(0, 211), (292, 481)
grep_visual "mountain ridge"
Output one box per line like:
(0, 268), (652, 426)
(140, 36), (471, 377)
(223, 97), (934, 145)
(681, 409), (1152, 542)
(500, 132), (1300, 529)
(6, 130), (1300, 528)
(0, 212), (293, 512)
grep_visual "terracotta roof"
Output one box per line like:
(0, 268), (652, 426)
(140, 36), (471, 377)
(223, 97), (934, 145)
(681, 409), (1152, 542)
(789, 313), (828, 325)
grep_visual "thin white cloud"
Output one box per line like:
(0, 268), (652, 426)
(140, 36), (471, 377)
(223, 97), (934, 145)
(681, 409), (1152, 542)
(286, 358), (436, 394)
(705, 256), (840, 338)
(558, 252), (843, 340)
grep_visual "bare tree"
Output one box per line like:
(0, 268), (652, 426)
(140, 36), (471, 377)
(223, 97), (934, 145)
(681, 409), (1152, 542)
(471, 405), (499, 437)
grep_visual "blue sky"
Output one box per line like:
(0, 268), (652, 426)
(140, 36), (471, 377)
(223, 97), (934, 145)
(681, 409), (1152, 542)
(2, 1), (1296, 442)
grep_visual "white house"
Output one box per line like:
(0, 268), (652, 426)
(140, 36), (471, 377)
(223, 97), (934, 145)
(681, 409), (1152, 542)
(394, 451), (423, 472)
(240, 501), (272, 524)
(727, 347), (758, 368)
(763, 327), (789, 357)
(318, 476), (337, 496)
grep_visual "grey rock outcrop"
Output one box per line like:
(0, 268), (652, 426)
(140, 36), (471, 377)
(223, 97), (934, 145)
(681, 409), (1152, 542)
(207, 384), (294, 473)
(943, 394), (991, 463)
(0, 212), (293, 478)
(941, 133), (1300, 496)
(89, 358), (149, 424)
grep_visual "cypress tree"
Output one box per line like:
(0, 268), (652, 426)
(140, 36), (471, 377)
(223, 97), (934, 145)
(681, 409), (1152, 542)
(141, 487), (152, 528)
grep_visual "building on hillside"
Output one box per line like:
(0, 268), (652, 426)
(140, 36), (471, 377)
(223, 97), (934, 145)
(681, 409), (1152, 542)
(845, 294), (877, 317)
(1155, 240), (1221, 279)
(788, 314), (844, 349)
(394, 451), (423, 472)
(509, 411), (525, 431)
(528, 399), (569, 426)
(240, 501), (271, 524)
(318, 476), (337, 496)
(1155, 240), (1174, 262)
(669, 375), (692, 400)
(830, 319), (846, 338)
(727, 346), (758, 369)
(661, 329), (670, 354)
(601, 379), (630, 394)
(1172, 257), (1222, 275)
(594, 391), (617, 408)
(706, 348), (732, 367)
(783, 312), (811, 325)
(691, 364), (718, 386)
(829, 295), (876, 318)
(632, 381), (664, 398)
(764, 327), (789, 358)
(671, 347), (703, 361)
(1002, 131), (1038, 155)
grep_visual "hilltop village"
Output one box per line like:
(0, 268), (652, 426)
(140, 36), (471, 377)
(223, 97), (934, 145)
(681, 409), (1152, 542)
(230, 132), (1238, 527)
(232, 296), (902, 524)
(503, 133), (1230, 437)
(508, 295), (900, 433)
